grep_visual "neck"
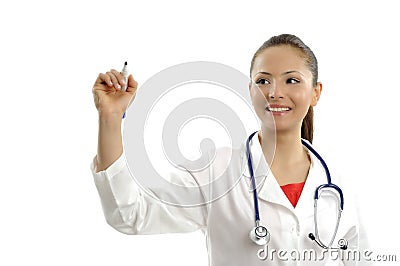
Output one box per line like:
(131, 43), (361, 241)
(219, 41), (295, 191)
(258, 126), (307, 167)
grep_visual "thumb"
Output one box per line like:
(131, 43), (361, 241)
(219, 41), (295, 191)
(126, 74), (138, 93)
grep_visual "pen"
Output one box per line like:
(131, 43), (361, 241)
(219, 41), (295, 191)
(121, 61), (128, 118)
(121, 61), (128, 91)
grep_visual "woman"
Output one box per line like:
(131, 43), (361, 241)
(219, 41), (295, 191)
(91, 34), (360, 265)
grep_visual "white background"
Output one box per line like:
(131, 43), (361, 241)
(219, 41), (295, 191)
(1, 0), (399, 265)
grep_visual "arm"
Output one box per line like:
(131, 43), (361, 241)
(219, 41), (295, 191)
(96, 111), (123, 172)
(91, 155), (208, 235)
(92, 68), (137, 172)
(91, 67), (207, 234)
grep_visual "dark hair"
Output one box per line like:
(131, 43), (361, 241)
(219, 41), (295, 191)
(250, 34), (318, 143)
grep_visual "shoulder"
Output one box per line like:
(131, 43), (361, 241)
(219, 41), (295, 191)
(307, 140), (358, 210)
(169, 144), (245, 187)
(190, 144), (245, 178)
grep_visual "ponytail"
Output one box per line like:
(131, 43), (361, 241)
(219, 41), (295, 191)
(301, 106), (314, 143)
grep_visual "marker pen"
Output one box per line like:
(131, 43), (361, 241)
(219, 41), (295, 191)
(121, 61), (128, 118)
(121, 61), (128, 91)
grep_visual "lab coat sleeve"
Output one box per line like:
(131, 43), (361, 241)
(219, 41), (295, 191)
(91, 153), (208, 235)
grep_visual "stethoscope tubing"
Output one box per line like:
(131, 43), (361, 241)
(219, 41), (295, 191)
(246, 131), (346, 249)
(246, 131), (261, 222)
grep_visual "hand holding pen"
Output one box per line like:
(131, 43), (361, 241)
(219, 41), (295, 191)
(92, 62), (138, 119)
(92, 62), (137, 171)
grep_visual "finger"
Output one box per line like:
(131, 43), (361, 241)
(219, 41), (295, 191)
(126, 74), (138, 93)
(110, 69), (127, 87)
(106, 71), (121, 90)
(94, 73), (113, 88)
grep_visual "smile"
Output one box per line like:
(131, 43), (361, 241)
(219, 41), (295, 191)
(266, 107), (291, 112)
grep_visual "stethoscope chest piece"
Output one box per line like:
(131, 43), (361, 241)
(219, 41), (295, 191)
(249, 225), (270, 246)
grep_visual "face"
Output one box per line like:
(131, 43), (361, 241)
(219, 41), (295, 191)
(249, 45), (322, 134)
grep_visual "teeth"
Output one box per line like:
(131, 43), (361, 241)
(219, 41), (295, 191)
(267, 107), (290, 112)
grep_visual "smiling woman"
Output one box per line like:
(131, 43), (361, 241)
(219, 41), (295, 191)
(248, 35), (322, 186)
(91, 34), (367, 265)
(249, 34), (320, 144)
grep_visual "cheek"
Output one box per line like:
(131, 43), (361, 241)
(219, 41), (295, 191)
(292, 88), (314, 106)
(292, 88), (314, 108)
(250, 86), (271, 120)
(250, 85), (267, 107)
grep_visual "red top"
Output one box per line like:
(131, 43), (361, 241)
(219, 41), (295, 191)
(280, 182), (306, 208)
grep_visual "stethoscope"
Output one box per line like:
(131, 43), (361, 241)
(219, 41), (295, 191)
(246, 131), (348, 250)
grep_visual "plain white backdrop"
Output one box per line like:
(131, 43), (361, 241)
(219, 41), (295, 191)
(1, 0), (399, 265)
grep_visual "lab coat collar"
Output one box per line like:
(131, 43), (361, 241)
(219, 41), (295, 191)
(293, 149), (328, 217)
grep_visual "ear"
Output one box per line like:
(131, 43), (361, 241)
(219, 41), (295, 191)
(311, 82), (322, 106)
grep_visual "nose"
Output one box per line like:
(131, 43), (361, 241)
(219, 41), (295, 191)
(268, 84), (283, 100)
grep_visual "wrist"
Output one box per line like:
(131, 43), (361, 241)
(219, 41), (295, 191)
(98, 107), (124, 119)
(98, 109), (124, 125)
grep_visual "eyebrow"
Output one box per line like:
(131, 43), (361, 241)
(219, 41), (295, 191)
(255, 70), (305, 77)
(283, 70), (305, 77)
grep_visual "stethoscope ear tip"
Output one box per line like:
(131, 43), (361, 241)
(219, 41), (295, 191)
(309, 232), (348, 250)
(338, 239), (348, 250)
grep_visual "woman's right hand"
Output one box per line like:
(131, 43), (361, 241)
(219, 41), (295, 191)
(92, 69), (138, 117)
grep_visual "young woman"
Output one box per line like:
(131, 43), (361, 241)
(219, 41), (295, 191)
(91, 34), (360, 265)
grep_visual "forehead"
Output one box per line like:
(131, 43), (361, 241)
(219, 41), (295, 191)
(252, 45), (309, 76)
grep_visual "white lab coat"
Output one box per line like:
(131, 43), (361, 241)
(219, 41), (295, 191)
(91, 134), (362, 265)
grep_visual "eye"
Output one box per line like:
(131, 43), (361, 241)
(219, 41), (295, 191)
(256, 78), (270, 85)
(287, 78), (300, 84)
